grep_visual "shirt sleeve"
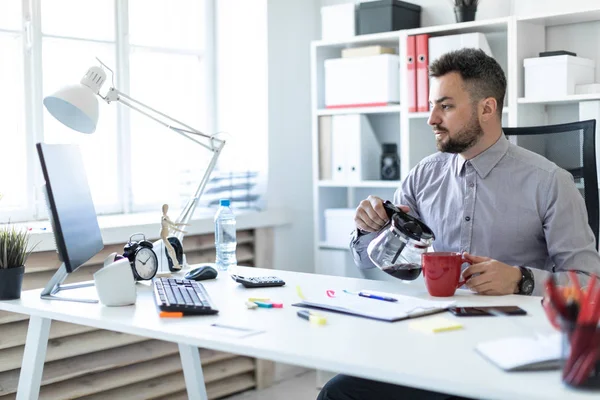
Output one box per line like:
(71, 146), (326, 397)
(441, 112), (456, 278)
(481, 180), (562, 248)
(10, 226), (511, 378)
(531, 167), (600, 294)
(350, 167), (422, 270)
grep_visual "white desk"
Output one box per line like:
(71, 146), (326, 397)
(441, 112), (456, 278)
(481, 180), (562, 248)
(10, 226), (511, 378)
(0, 266), (597, 400)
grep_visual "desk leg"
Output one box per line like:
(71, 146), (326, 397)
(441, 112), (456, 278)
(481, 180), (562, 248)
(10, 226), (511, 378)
(178, 343), (208, 400)
(17, 316), (51, 400)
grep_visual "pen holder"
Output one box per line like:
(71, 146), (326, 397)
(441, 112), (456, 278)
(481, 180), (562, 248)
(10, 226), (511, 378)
(561, 322), (600, 388)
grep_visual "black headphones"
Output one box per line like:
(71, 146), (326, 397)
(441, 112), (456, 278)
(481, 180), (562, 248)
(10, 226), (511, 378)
(123, 233), (153, 261)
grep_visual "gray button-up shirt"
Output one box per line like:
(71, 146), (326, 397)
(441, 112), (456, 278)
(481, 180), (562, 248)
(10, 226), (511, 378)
(351, 134), (600, 295)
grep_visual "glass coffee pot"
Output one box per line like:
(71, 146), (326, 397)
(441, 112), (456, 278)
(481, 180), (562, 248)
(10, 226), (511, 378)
(367, 201), (435, 281)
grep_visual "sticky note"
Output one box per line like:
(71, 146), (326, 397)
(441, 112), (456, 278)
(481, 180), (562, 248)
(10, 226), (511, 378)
(271, 302), (283, 308)
(254, 301), (273, 308)
(248, 297), (270, 302)
(245, 301), (258, 309)
(409, 317), (463, 333)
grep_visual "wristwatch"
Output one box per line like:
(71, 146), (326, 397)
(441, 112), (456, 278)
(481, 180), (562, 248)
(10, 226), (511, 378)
(517, 266), (534, 295)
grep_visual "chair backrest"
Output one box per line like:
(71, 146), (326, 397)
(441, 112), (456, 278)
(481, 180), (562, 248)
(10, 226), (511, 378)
(503, 120), (598, 249)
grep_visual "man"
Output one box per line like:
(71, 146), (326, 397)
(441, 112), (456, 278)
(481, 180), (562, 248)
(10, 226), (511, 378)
(317, 48), (600, 400)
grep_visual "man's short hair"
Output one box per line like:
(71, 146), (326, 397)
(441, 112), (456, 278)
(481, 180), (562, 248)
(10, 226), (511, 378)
(429, 48), (506, 117)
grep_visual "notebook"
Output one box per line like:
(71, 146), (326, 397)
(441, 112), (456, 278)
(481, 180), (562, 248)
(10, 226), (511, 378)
(475, 333), (561, 371)
(292, 290), (455, 322)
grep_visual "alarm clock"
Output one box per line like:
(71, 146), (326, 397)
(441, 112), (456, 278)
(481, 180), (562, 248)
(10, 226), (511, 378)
(123, 233), (158, 281)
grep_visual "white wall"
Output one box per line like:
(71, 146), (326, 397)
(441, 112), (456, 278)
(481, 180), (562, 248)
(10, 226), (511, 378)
(267, 0), (320, 273)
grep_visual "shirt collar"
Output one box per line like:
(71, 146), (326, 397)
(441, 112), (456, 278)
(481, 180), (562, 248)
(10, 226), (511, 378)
(454, 134), (509, 179)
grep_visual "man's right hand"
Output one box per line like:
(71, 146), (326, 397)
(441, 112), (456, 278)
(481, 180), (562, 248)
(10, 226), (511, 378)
(354, 195), (409, 233)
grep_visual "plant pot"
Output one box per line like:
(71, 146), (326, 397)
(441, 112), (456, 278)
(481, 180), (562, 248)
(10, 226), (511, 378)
(454, 6), (477, 23)
(0, 266), (24, 300)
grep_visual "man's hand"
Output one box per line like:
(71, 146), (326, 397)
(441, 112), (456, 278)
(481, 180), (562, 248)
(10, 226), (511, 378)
(354, 195), (409, 232)
(462, 253), (522, 295)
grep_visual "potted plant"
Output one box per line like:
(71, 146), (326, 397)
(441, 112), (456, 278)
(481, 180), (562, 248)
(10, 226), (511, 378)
(451, 0), (479, 23)
(0, 225), (35, 300)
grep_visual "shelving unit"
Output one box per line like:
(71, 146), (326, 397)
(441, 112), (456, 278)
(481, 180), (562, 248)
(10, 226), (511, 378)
(311, 8), (600, 277)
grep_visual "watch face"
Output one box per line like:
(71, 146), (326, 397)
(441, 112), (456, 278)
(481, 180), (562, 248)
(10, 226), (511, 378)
(134, 247), (158, 280)
(522, 279), (534, 295)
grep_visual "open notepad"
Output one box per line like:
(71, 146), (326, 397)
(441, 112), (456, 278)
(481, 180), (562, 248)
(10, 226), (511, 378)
(475, 333), (561, 371)
(292, 290), (455, 322)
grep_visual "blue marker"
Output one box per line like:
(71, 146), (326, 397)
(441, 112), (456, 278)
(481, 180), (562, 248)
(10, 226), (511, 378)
(358, 291), (398, 302)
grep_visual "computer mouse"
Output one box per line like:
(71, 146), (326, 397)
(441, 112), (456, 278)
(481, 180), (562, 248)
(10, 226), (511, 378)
(185, 265), (218, 281)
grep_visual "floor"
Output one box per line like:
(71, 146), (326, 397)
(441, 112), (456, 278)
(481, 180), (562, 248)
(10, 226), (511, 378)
(224, 370), (320, 400)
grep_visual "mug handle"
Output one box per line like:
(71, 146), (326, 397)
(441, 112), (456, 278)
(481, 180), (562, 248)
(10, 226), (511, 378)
(456, 257), (472, 288)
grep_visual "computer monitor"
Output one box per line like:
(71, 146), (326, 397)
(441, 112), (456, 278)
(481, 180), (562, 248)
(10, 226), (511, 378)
(36, 143), (104, 303)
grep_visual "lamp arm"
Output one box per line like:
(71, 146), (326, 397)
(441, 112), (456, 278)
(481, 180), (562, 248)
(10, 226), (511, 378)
(172, 141), (224, 241)
(101, 88), (226, 241)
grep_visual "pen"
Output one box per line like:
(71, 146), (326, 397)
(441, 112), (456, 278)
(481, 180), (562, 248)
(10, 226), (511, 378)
(358, 292), (397, 302)
(297, 310), (327, 325)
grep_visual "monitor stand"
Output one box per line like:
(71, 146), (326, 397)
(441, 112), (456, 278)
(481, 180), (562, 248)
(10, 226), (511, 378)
(40, 263), (98, 303)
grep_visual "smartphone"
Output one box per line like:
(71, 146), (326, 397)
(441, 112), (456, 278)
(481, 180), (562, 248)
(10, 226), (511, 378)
(447, 306), (527, 317)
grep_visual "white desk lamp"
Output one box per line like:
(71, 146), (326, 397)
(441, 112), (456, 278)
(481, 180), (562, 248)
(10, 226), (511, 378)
(43, 59), (226, 274)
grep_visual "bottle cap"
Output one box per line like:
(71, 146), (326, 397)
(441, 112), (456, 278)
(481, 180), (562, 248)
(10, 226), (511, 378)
(219, 199), (230, 207)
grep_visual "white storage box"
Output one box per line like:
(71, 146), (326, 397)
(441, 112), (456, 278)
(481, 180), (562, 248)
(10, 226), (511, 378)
(429, 33), (493, 65)
(321, 3), (356, 41)
(325, 54), (399, 108)
(324, 208), (357, 247)
(524, 55), (595, 99)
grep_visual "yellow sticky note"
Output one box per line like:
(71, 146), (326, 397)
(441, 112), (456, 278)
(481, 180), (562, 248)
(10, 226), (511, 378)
(248, 297), (270, 302)
(409, 317), (463, 334)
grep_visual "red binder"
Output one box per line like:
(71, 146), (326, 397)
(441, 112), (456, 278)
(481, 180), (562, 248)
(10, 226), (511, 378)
(407, 35), (417, 113)
(416, 34), (430, 112)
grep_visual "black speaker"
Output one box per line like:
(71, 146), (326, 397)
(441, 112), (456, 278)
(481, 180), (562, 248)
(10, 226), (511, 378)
(381, 143), (400, 180)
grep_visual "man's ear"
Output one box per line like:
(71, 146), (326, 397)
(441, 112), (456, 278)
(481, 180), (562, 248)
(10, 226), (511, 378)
(480, 97), (498, 121)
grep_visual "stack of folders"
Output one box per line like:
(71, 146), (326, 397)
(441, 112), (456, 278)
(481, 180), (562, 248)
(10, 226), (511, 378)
(319, 114), (380, 183)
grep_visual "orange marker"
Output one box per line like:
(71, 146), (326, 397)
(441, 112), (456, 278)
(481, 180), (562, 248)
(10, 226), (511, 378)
(160, 311), (184, 318)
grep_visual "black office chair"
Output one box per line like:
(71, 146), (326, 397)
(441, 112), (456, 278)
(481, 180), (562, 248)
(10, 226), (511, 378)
(503, 120), (599, 249)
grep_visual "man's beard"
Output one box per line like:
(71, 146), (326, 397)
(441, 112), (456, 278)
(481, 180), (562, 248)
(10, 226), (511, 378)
(434, 113), (483, 153)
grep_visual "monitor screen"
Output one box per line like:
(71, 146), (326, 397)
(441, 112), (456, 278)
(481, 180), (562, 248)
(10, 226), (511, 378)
(36, 143), (104, 273)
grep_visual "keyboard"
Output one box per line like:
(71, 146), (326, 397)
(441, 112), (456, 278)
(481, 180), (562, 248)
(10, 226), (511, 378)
(153, 277), (219, 315)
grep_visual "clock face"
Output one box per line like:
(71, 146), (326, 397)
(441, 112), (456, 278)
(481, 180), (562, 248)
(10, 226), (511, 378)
(134, 247), (158, 280)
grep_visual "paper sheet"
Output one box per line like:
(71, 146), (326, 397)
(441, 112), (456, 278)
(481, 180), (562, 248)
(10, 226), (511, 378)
(294, 290), (455, 322)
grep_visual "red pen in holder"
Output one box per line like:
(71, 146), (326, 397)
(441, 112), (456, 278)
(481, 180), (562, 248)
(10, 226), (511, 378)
(561, 321), (600, 388)
(543, 275), (600, 388)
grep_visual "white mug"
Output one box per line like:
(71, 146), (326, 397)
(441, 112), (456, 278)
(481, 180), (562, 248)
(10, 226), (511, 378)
(94, 257), (137, 306)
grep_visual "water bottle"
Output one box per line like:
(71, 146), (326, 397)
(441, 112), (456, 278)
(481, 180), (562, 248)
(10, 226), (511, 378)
(214, 199), (237, 271)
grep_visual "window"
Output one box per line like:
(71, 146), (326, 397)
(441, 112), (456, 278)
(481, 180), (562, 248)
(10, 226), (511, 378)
(0, 0), (268, 224)
(0, 1), (28, 221)
(215, 0), (268, 210)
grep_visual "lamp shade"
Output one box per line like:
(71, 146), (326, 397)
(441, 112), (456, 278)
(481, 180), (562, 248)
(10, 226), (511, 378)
(43, 83), (99, 134)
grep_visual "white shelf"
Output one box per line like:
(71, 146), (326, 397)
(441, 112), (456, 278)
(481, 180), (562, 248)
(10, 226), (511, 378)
(518, 94), (600, 105)
(407, 111), (430, 119)
(407, 17), (510, 36)
(313, 30), (400, 49)
(407, 107), (510, 119)
(518, 8), (600, 26)
(318, 180), (401, 188)
(316, 105), (401, 116)
(319, 241), (350, 250)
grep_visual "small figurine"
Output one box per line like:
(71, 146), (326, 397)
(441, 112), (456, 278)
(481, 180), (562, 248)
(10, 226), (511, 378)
(160, 204), (188, 271)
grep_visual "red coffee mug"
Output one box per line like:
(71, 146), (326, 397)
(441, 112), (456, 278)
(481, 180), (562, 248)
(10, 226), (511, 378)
(421, 252), (472, 297)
